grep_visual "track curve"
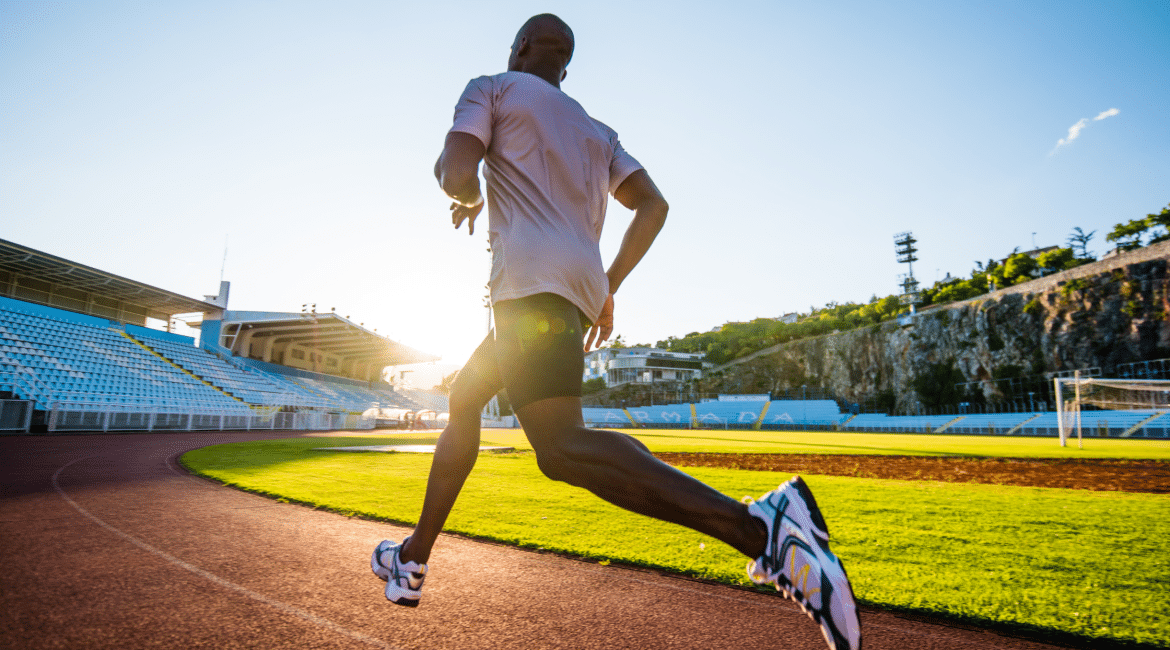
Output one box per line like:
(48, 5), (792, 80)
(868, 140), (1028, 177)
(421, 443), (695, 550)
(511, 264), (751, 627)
(1, 432), (1074, 649)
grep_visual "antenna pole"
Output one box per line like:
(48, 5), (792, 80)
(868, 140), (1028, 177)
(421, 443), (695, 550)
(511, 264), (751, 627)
(220, 236), (229, 283)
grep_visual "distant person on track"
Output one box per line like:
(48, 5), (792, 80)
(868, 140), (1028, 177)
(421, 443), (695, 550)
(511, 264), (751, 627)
(371, 14), (860, 649)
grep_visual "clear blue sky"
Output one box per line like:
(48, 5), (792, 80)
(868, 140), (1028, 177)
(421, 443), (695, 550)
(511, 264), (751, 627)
(3, 0), (1167, 386)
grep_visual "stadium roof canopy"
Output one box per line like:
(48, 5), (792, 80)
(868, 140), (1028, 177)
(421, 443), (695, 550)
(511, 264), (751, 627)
(0, 238), (222, 325)
(219, 310), (439, 370)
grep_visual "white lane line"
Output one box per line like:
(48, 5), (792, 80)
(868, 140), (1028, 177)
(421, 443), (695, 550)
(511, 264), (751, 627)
(165, 448), (229, 485)
(52, 455), (402, 650)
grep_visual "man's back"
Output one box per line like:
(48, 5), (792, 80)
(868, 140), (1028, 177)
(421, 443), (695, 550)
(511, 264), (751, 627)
(450, 71), (642, 321)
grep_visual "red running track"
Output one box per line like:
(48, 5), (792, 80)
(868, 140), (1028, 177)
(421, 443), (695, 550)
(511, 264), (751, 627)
(1, 432), (1073, 649)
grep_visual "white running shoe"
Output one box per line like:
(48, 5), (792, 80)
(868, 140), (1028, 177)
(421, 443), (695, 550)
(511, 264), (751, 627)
(745, 476), (861, 650)
(371, 537), (428, 607)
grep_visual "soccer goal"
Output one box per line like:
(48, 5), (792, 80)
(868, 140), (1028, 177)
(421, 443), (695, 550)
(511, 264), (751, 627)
(1054, 372), (1170, 447)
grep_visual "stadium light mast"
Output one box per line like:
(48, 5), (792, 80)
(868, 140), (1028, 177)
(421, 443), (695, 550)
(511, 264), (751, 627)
(894, 231), (920, 315)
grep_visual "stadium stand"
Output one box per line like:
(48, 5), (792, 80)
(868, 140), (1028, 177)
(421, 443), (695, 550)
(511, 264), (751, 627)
(582, 407), (632, 427)
(569, 403), (1170, 437)
(693, 400), (768, 428)
(760, 399), (850, 429)
(842, 413), (957, 433)
(943, 413), (1035, 435)
(0, 239), (439, 432)
(616, 399), (855, 430)
(625, 404), (693, 428)
(1, 299), (246, 413)
(128, 325), (293, 406)
(1016, 410), (1167, 438)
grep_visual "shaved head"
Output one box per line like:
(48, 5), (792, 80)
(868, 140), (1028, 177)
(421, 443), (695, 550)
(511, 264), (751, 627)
(509, 13), (574, 70)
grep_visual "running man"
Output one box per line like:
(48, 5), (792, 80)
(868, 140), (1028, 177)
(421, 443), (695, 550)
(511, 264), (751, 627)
(371, 14), (860, 650)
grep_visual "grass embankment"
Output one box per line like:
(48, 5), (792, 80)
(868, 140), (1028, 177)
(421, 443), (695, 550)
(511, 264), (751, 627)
(182, 432), (1170, 647)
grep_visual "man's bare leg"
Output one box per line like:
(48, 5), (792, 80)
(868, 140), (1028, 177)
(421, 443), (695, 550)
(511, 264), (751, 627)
(515, 396), (767, 559)
(398, 336), (503, 566)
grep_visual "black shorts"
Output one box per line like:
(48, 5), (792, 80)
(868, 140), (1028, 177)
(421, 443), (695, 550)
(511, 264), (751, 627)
(491, 293), (591, 412)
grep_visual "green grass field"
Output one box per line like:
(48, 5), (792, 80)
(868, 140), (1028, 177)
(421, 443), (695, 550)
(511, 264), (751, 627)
(182, 430), (1170, 647)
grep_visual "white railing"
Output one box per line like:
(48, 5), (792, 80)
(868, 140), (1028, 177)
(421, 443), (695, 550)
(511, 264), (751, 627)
(10, 364), (54, 406)
(47, 402), (374, 433)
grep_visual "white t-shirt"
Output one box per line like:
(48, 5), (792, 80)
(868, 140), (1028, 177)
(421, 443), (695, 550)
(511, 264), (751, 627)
(448, 71), (643, 322)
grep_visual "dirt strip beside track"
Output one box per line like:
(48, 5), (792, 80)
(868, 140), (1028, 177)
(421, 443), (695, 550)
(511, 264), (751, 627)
(655, 453), (1170, 493)
(1, 432), (1085, 649)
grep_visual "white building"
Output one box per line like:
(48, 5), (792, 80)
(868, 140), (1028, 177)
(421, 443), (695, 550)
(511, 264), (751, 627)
(584, 346), (708, 387)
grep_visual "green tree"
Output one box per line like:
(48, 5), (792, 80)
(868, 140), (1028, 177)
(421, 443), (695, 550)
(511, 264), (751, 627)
(1147, 204), (1170, 245)
(933, 279), (983, 304)
(1001, 252), (1038, 284)
(1105, 204), (1170, 252)
(1066, 227), (1095, 260)
(1107, 218), (1149, 252)
(582, 377), (607, 394)
(1036, 247), (1088, 274)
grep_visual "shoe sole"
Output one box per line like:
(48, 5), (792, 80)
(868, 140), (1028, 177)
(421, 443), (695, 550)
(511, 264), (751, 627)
(385, 583), (421, 607)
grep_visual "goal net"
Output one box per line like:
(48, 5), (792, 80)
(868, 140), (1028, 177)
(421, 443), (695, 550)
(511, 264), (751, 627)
(1054, 375), (1170, 447)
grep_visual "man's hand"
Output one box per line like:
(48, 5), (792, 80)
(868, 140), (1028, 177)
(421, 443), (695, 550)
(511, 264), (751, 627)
(451, 199), (484, 235)
(585, 293), (614, 351)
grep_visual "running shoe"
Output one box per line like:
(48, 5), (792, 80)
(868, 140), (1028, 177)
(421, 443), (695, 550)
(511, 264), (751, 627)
(371, 537), (428, 607)
(745, 476), (861, 650)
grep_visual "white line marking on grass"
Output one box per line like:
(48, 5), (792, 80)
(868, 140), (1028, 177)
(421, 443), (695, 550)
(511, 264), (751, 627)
(52, 455), (402, 650)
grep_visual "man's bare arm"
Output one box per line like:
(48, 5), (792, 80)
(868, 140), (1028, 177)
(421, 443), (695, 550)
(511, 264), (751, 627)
(585, 169), (668, 351)
(435, 132), (488, 234)
(607, 169), (668, 295)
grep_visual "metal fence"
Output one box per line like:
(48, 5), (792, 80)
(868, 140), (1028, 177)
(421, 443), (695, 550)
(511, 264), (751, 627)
(46, 402), (374, 433)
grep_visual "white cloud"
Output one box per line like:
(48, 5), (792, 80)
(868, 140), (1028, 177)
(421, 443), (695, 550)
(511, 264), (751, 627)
(1055, 118), (1089, 148)
(1051, 107), (1120, 154)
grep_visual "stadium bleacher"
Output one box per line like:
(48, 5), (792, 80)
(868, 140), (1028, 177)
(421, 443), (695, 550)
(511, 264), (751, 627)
(842, 413), (956, 433)
(760, 399), (850, 429)
(625, 404), (692, 428)
(942, 412), (1035, 435)
(0, 296), (437, 432)
(129, 326), (292, 407)
(692, 400), (767, 428)
(577, 399), (1169, 438)
(1, 301), (247, 414)
(582, 407), (632, 427)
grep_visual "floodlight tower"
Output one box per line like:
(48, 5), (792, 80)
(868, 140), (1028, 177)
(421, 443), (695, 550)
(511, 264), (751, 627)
(894, 232), (920, 314)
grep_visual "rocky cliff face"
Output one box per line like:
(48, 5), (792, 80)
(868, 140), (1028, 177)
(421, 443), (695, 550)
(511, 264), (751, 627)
(699, 250), (1170, 413)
